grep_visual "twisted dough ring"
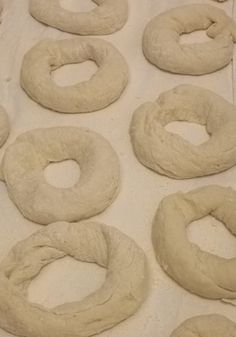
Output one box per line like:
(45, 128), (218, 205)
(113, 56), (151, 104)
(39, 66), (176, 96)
(152, 185), (236, 300)
(170, 315), (236, 337)
(130, 85), (236, 179)
(0, 127), (120, 225)
(20, 38), (128, 113)
(29, 0), (128, 35)
(143, 4), (236, 75)
(0, 105), (9, 147)
(0, 221), (148, 337)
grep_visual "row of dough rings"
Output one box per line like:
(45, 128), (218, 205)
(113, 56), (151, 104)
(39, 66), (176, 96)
(152, 185), (236, 300)
(20, 37), (129, 113)
(0, 106), (9, 147)
(143, 4), (236, 75)
(130, 84), (236, 179)
(0, 127), (120, 225)
(29, 0), (128, 35)
(141, 2), (236, 334)
(169, 315), (236, 337)
(0, 221), (148, 337)
(28, 0), (227, 37)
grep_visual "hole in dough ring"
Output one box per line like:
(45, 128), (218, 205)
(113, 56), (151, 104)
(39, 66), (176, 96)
(0, 127), (120, 225)
(130, 84), (236, 179)
(20, 38), (129, 113)
(143, 4), (236, 75)
(0, 221), (148, 337)
(152, 185), (236, 300)
(0, 105), (9, 147)
(169, 315), (236, 337)
(29, 0), (128, 35)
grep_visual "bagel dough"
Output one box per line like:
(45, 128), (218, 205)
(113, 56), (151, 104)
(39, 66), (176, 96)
(152, 185), (236, 299)
(29, 0), (128, 35)
(130, 84), (236, 179)
(20, 38), (128, 113)
(143, 4), (236, 75)
(0, 127), (120, 225)
(0, 105), (9, 147)
(0, 221), (148, 337)
(170, 315), (236, 337)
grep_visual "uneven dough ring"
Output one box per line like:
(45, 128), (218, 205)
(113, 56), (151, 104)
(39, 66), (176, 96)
(29, 0), (128, 35)
(143, 4), (236, 75)
(130, 85), (236, 179)
(0, 105), (9, 147)
(0, 127), (120, 225)
(0, 221), (148, 337)
(170, 315), (236, 337)
(152, 185), (236, 300)
(20, 38), (128, 113)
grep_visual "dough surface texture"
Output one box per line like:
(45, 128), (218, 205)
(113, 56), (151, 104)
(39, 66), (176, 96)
(20, 38), (128, 113)
(130, 85), (236, 179)
(143, 4), (236, 75)
(152, 185), (236, 299)
(0, 105), (9, 147)
(0, 127), (120, 225)
(0, 221), (148, 337)
(169, 315), (236, 337)
(29, 0), (128, 35)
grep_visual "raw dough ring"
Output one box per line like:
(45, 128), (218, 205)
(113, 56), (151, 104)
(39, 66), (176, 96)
(152, 185), (236, 300)
(0, 221), (148, 337)
(130, 84), (236, 179)
(143, 4), (236, 75)
(0, 127), (120, 225)
(20, 38), (128, 113)
(0, 105), (9, 147)
(170, 315), (236, 337)
(29, 0), (128, 35)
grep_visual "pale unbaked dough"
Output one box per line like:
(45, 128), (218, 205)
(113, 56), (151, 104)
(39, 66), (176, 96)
(0, 221), (148, 337)
(0, 105), (9, 147)
(20, 38), (128, 113)
(143, 4), (236, 75)
(130, 85), (236, 179)
(170, 315), (236, 337)
(0, 127), (120, 225)
(152, 185), (236, 299)
(29, 0), (128, 35)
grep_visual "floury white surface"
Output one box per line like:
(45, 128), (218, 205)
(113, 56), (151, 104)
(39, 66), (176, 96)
(0, 1), (236, 337)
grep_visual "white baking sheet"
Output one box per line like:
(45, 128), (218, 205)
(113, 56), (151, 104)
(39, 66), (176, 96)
(0, 1), (236, 336)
